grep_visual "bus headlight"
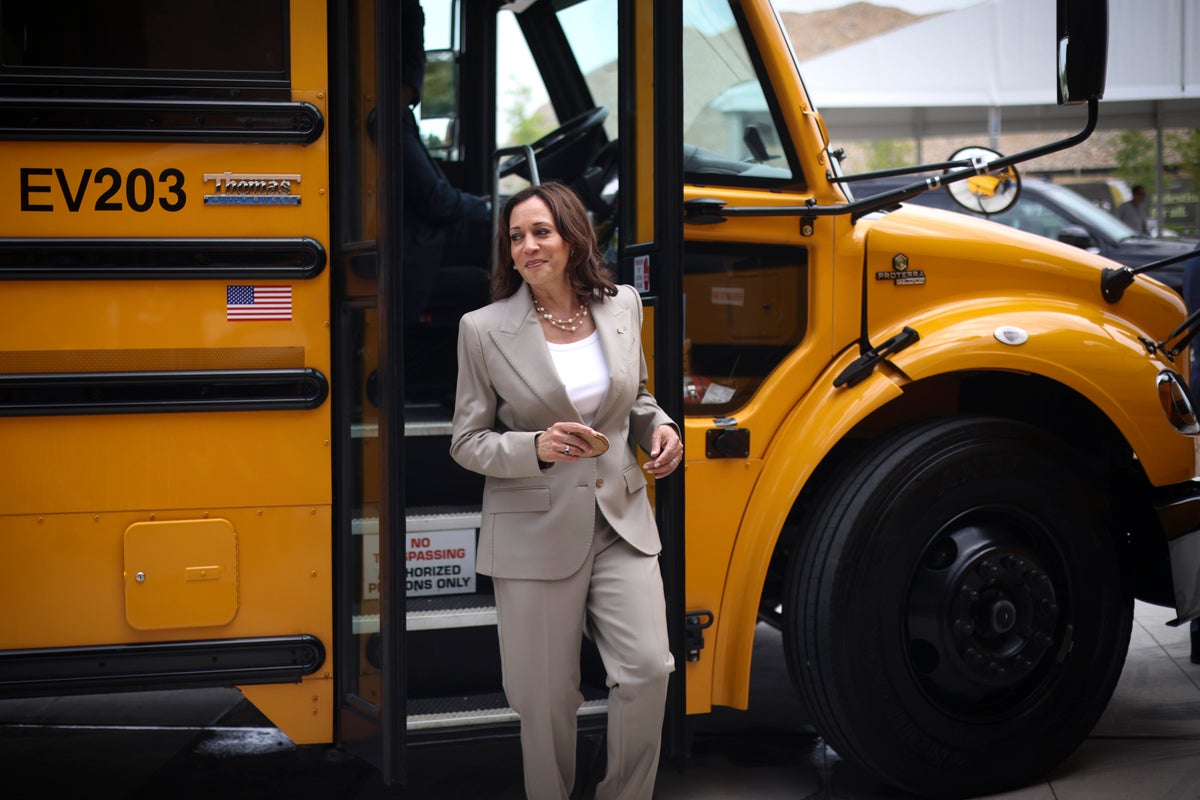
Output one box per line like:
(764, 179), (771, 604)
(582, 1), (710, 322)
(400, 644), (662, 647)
(1158, 370), (1200, 435)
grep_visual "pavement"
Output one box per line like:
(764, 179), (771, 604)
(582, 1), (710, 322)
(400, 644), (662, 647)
(3, 601), (1200, 799)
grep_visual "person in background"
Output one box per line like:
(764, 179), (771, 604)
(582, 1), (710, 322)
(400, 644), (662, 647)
(450, 181), (680, 800)
(1116, 184), (1149, 234)
(400, 0), (491, 325)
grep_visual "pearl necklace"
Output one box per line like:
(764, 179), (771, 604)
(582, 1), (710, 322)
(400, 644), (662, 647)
(533, 297), (590, 332)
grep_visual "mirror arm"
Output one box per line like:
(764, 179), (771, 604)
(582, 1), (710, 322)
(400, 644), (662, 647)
(702, 100), (1099, 222)
(832, 161), (975, 183)
(983, 98), (1099, 173)
(1159, 305), (1200, 359)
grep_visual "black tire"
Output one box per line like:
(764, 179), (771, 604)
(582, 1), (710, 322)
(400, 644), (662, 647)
(783, 415), (1132, 798)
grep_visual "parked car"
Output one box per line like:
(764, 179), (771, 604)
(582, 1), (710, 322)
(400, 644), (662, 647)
(848, 174), (1200, 293)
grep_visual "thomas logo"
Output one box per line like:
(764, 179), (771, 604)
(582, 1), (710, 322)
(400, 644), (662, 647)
(203, 172), (302, 206)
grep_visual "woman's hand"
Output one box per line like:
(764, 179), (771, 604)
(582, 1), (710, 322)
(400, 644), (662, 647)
(644, 424), (683, 478)
(536, 422), (605, 463)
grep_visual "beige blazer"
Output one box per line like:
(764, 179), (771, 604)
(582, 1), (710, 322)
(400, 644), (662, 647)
(450, 283), (676, 580)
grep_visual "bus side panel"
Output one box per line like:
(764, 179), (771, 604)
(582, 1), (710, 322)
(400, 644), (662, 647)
(0, 0), (335, 746)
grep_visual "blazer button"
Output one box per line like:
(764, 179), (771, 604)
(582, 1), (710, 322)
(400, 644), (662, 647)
(596, 477), (605, 488)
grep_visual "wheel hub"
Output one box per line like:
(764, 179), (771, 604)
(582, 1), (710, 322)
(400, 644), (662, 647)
(907, 522), (1062, 708)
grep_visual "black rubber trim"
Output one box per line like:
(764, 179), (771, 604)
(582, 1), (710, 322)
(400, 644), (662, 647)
(0, 635), (325, 698)
(0, 238), (327, 281)
(0, 368), (329, 416)
(0, 98), (323, 143)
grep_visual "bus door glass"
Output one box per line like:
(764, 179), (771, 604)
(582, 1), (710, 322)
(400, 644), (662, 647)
(680, 0), (810, 418)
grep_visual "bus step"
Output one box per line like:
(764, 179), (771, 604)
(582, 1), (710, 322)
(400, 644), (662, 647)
(351, 596), (498, 635)
(408, 593), (497, 630)
(352, 505), (482, 536)
(406, 692), (607, 731)
(351, 402), (453, 439)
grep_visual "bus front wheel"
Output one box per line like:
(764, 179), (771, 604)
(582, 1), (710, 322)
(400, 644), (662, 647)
(782, 415), (1132, 798)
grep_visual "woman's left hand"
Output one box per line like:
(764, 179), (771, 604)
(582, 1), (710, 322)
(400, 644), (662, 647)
(644, 424), (683, 478)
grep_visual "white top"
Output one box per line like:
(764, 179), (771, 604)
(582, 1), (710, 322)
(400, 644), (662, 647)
(546, 330), (609, 425)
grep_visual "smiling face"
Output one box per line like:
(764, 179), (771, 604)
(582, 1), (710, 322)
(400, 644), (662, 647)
(509, 196), (571, 296)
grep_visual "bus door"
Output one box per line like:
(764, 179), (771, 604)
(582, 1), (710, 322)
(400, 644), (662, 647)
(328, 0), (411, 782)
(492, 0), (688, 759)
(614, 0), (688, 761)
(328, 0), (685, 783)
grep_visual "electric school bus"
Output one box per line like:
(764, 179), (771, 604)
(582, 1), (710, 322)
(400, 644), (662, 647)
(2, 1), (1198, 797)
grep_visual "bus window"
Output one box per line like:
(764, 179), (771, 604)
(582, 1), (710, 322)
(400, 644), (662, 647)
(0, 0), (288, 99)
(680, 0), (807, 415)
(496, 9), (557, 195)
(682, 244), (808, 415)
(415, 0), (461, 160)
(681, 0), (796, 184)
(558, 0), (618, 144)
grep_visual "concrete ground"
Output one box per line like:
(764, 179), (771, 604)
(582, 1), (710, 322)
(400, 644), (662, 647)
(3, 602), (1199, 799)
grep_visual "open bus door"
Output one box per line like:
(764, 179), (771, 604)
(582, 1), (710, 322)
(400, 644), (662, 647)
(328, 0), (410, 781)
(328, 0), (685, 784)
(619, 0), (688, 766)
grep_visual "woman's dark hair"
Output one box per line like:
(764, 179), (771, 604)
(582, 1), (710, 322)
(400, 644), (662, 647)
(491, 181), (618, 304)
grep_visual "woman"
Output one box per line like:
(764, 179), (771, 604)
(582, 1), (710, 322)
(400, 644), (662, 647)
(450, 181), (682, 800)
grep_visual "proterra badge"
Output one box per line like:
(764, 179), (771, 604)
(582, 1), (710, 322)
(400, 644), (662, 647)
(875, 253), (926, 286)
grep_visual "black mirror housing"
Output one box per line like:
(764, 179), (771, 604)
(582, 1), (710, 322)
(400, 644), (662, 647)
(1058, 224), (1097, 250)
(1057, 0), (1108, 104)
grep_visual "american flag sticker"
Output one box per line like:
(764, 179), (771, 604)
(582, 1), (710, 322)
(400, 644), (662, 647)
(226, 285), (293, 321)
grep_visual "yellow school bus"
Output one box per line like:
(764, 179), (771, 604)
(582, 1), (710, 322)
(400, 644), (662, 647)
(2, 0), (1196, 796)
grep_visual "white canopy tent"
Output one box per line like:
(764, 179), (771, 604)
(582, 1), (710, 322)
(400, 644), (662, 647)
(781, 0), (1199, 232)
(793, 0), (1200, 141)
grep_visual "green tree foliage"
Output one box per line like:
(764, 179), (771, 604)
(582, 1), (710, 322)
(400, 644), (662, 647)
(502, 83), (554, 147)
(864, 139), (915, 171)
(420, 55), (455, 118)
(1113, 130), (1156, 192)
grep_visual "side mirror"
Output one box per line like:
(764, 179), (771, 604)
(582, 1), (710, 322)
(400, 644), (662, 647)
(1057, 0), (1108, 104)
(1058, 224), (1098, 251)
(945, 147), (1021, 214)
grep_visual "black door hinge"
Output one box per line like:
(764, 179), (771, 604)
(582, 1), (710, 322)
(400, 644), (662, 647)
(685, 610), (714, 662)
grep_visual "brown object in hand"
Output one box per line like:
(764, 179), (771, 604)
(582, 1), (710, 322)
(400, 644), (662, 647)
(578, 430), (609, 457)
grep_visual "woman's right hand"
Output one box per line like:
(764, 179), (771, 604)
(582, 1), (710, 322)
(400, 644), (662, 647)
(537, 422), (604, 462)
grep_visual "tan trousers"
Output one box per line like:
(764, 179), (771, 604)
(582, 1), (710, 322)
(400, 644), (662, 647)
(492, 508), (675, 800)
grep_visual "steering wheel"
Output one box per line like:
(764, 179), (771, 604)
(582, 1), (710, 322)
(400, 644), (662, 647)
(498, 107), (609, 181)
